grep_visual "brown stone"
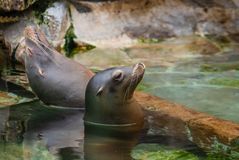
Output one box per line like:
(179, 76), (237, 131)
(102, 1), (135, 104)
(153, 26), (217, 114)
(135, 92), (239, 150)
(70, 0), (239, 47)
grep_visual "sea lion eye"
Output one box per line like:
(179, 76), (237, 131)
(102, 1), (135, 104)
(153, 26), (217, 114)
(112, 70), (124, 82)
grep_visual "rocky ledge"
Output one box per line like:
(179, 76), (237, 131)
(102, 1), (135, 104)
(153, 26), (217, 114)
(135, 92), (239, 152)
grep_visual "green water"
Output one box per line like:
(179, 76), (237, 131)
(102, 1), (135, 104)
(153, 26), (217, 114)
(0, 101), (205, 160)
(0, 46), (238, 159)
(0, 66), (206, 159)
(141, 52), (239, 124)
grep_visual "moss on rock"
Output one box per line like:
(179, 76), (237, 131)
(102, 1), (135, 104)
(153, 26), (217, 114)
(200, 63), (239, 72)
(131, 143), (199, 160)
(63, 24), (95, 58)
(209, 78), (239, 88)
(64, 24), (77, 57)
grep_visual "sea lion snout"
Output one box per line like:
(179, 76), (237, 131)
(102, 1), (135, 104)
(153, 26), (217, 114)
(134, 62), (145, 70)
(24, 26), (36, 38)
(15, 26), (42, 63)
(132, 62), (145, 80)
(15, 37), (26, 63)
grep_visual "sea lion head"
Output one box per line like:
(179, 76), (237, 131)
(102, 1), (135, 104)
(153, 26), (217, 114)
(85, 63), (145, 127)
(15, 26), (53, 64)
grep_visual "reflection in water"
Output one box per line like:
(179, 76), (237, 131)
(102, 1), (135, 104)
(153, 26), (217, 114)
(84, 135), (136, 160)
(0, 108), (9, 137)
(0, 101), (85, 159)
(84, 122), (143, 160)
(0, 101), (142, 160)
(0, 101), (204, 159)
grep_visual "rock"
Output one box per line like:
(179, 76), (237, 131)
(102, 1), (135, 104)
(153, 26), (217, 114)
(39, 1), (71, 47)
(196, 8), (239, 36)
(2, 0), (238, 50)
(233, 0), (239, 7)
(1, 13), (35, 53)
(0, 0), (37, 12)
(135, 92), (239, 151)
(74, 37), (221, 69)
(73, 48), (136, 69)
(188, 117), (239, 149)
(70, 0), (239, 47)
(1, 1), (70, 54)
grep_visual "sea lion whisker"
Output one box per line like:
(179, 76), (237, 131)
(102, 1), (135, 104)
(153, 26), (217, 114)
(123, 80), (130, 102)
(27, 48), (33, 56)
(123, 77), (134, 102)
(30, 37), (57, 55)
(27, 37), (53, 57)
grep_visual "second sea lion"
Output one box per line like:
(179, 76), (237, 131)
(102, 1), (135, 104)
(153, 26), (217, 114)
(16, 26), (94, 108)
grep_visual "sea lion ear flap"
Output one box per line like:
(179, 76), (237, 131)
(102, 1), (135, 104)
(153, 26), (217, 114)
(96, 86), (104, 96)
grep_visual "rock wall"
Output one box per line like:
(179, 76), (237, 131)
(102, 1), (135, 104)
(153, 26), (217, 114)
(1, 0), (238, 49)
(135, 92), (239, 151)
(70, 0), (239, 46)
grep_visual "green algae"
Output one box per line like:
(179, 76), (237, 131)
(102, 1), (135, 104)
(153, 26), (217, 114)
(138, 37), (164, 44)
(209, 78), (239, 88)
(207, 138), (239, 160)
(131, 142), (239, 160)
(0, 143), (24, 160)
(64, 24), (77, 57)
(205, 35), (232, 51)
(200, 63), (239, 72)
(0, 142), (55, 160)
(64, 24), (95, 58)
(131, 144), (199, 160)
(136, 83), (151, 91)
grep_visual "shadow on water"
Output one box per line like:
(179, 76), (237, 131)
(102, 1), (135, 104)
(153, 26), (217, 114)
(0, 101), (205, 160)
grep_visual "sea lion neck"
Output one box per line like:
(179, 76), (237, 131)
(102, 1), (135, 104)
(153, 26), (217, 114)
(23, 26), (58, 59)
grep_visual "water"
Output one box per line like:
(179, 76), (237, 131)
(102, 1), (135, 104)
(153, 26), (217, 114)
(0, 46), (238, 159)
(141, 52), (239, 123)
(0, 101), (205, 160)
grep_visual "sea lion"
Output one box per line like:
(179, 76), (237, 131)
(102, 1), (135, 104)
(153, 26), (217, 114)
(15, 26), (94, 108)
(84, 63), (145, 133)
